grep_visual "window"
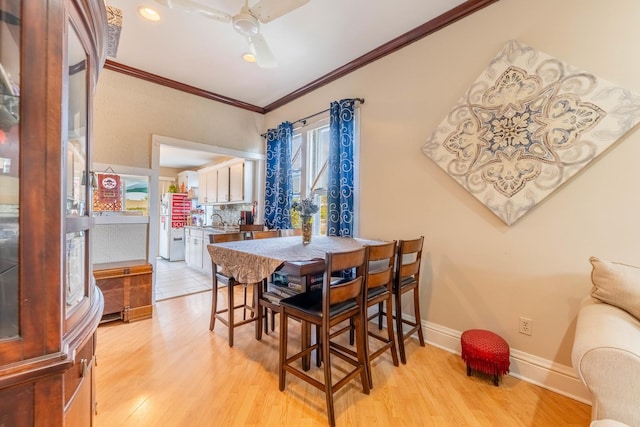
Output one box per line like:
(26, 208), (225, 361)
(93, 172), (149, 216)
(291, 118), (330, 235)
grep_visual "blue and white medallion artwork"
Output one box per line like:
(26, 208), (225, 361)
(422, 40), (640, 225)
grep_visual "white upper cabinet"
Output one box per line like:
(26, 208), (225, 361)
(206, 169), (218, 203)
(196, 159), (253, 205)
(197, 170), (207, 204)
(217, 165), (230, 202)
(229, 162), (244, 202)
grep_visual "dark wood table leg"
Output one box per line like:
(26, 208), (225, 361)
(255, 281), (262, 340)
(228, 280), (234, 347)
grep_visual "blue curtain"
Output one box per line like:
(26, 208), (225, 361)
(264, 122), (293, 229)
(327, 99), (356, 237)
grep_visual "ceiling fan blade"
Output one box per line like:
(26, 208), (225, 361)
(246, 34), (277, 68)
(250, 0), (310, 23)
(154, 0), (232, 23)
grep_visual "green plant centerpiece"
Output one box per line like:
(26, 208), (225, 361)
(292, 198), (319, 244)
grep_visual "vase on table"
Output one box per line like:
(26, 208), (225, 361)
(301, 215), (312, 244)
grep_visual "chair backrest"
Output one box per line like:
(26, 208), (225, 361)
(253, 230), (280, 239)
(323, 247), (367, 311)
(395, 236), (424, 287)
(209, 233), (245, 282)
(209, 232), (244, 244)
(279, 228), (302, 237)
(366, 241), (397, 291)
(239, 224), (265, 232)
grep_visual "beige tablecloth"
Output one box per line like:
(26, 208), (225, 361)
(207, 235), (381, 283)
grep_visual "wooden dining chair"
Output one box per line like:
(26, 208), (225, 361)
(239, 223), (264, 239)
(390, 236), (426, 363)
(251, 228), (282, 333)
(208, 232), (257, 347)
(278, 228), (302, 237)
(252, 229), (280, 239)
(257, 259), (325, 337)
(361, 241), (399, 387)
(278, 247), (370, 427)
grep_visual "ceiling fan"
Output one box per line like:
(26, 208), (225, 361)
(154, 0), (311, 68)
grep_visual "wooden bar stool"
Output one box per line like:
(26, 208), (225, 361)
(362, 241), (399, 387)
(252, 229), (279, 239)
(278, 247), (370, 427)
(278, 228), (302, 237)
(208, 232), (257, 347)
(392, 236), (426, 364)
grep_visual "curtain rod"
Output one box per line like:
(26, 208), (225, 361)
(261, 98), (364, 138)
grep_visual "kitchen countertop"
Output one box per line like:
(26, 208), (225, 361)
(186, 225), (240, 234)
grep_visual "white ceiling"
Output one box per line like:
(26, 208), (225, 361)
(158, 145), (231, 169)
(105, 0), (466, 108)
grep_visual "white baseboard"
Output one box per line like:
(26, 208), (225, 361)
(422, 320), (592, 405)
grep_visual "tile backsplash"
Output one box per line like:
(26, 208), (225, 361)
(204, 203), (253, 226)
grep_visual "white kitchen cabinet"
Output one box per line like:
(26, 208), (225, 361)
(229, 162), (244, 202)
(192, 234), (203, 270)
(184, 227), (214, 277)
(185, 227), (204, 271)
(206, 169), (218, 203)
(196, 159), (253, 205)
(217, 161), (249, 203)
(202, 231), (215, 277)
(197, 171), (208, 204)
(217, 166), (230, 202)
(197, 169), (218, 204)
(184, 234), (191, 264)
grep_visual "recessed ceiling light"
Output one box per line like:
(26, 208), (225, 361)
(242, 53), (257, 63)
(138, 6), (160, 22)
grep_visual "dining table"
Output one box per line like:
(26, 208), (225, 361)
(207, 235), (382, 284)
(207, 235), (384, 346)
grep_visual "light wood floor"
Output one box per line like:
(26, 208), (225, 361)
(95, 290), (591, 427)
(155, 258), (211, 301)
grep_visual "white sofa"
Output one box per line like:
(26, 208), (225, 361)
(572, 257), (640, 427)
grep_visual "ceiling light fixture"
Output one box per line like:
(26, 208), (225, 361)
(232, 9), (259, 36)
(242, 53), (257, 63)
(138, 6), (160, 22)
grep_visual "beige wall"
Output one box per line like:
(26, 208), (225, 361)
(94, 70), (265, 168)
(93, 0), (640, 372)
(264, 0), (640, 367)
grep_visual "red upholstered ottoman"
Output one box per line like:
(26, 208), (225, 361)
(460, 329), (510, 386)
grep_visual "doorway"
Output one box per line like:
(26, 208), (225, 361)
(149, 134), (265, 301)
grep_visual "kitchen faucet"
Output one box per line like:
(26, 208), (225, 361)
(211, 213), (225, 226)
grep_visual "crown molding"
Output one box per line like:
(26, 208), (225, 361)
(103, 60), (266, 114)
(104, 0), (499, 114)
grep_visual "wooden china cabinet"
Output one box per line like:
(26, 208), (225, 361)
(0, 0), (107, 425)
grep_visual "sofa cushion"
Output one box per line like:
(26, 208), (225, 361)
(590, 256), (640, 320)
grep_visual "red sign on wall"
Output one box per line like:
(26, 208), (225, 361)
(94, 173), (122, 211)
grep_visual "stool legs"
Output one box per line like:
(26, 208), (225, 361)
(228, 280), (235, 347)
(394, 285), (425, 364)
(209, 272), (220, 331)
(465, 363), (500, 386)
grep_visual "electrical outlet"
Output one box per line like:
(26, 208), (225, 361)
(519, 317), (533, 335)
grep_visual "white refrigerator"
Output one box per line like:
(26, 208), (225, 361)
(159, 193), (188, 261)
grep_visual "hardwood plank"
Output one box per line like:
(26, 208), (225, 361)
(95, 290), (590, 426)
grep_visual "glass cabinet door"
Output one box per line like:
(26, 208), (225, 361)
(0, 0), (21, 339)
(64, 22), (90, 314)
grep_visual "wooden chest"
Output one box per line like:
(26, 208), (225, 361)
(93, 260), (153, 323)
